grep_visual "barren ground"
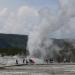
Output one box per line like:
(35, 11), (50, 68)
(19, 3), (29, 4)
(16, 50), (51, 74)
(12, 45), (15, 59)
(0, 64), (75, 75)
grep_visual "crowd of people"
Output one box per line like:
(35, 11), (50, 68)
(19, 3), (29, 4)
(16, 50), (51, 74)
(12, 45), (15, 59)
(15, 57), (71, 65)
(16, 58), (35, 65)
(44, 57), (71, 63)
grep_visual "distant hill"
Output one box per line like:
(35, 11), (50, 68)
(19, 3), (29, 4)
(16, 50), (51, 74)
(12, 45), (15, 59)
(0, 33), (28, 56)
(0, 33), (28, 48)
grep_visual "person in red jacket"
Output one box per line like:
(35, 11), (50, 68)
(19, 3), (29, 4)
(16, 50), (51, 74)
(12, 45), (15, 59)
(29, 59), (35, 64)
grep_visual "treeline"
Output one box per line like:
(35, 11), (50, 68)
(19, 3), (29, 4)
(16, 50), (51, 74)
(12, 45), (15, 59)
(0, 48), (29, 57)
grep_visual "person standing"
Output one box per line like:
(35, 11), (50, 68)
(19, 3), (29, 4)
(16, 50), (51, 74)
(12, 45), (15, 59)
(16, 59), (18, 64)
(23, 59), (25, 64)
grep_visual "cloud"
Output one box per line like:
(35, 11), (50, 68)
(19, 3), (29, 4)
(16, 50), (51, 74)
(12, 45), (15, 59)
(17, 6), (38, 17)
(0, 8), (9, 16)
(59, 0), (69, 8)
(59, 0), (75, 17)
(0, 6), (39, 34)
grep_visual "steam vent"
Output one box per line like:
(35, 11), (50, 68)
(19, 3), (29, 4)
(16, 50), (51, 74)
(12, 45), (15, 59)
(0, 33), (28, 56)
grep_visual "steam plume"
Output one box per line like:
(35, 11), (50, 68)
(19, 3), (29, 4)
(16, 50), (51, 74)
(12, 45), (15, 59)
(28, 0), (75, 58)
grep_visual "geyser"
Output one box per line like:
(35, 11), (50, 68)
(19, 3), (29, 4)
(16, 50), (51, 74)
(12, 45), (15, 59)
(28, 0), (75, 59)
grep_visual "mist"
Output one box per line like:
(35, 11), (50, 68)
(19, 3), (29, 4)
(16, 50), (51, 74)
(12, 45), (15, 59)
(28, 0), (75, 59)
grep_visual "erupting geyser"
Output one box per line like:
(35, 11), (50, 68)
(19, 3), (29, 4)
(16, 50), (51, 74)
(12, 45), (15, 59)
(28, 0), (75, 60)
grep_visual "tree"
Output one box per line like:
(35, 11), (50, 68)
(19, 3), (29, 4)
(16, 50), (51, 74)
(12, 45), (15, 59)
(0, 48), (29, 57)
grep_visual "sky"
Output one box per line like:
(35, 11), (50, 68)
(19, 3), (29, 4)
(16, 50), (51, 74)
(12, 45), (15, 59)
(0, 0), (75, 39)
(0, 0), (58, 10)
(0, 0), (59, 35)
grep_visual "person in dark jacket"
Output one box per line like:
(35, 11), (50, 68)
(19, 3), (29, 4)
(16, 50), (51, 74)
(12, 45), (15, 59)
(16, 59), (18, 64)
(26, 59), (29, 64)
(50, 58), (53, 63)
(23, 59), (25, 64)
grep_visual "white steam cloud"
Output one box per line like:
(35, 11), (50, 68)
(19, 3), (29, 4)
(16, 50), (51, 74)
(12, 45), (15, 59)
(28, 0), (75, 58)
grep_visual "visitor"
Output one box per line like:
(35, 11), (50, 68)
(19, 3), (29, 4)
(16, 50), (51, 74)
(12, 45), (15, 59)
(23, 58), (25, 64)
(29, 59), (35, 64)
(16, 59), (18, 64)
(26, 59), (29, 64)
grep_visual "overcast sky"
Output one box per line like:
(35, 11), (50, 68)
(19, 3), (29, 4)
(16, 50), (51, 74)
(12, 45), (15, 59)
(0, 0), (58, 9)
(0, 0), (75, 39)
(0, 0), (59, 35)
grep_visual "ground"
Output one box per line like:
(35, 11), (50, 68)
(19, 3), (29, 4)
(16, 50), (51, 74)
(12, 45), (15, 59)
(0, 64), (75, 75)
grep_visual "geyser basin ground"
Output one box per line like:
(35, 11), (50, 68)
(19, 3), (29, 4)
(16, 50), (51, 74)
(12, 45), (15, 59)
(0, 64), (75, 75)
